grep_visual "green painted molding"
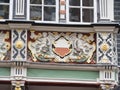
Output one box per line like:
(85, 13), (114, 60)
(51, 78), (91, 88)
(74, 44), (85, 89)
(0, 67), (10, 76)
(27, 68), (99, 80)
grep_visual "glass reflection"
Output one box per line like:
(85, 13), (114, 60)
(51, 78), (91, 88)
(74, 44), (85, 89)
(44, 0), (55, 5)
(30, 6), (42, 20)
(83, 9), (93, 22)
(83, 0), (93, 6)
(44, 7), (55, 21)
(69, 8), (80, 22)
(0, 0), (9, 3)
(69, 0), (80, 6)
(30, 0), (42, 4)
(0, 5), (9, 19)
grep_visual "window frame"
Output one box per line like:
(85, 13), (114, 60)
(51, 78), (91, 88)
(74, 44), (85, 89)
(9, 0), (13, 20)
(28, 0), (59, 23)
(66, 0), (97, 24)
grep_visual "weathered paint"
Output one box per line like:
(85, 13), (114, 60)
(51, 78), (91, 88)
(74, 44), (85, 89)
(0, 67), (10, 76)
(27, 68), (99, 80)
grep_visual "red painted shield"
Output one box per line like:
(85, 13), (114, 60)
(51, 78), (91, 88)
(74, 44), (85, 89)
(54, 47), (71, 57)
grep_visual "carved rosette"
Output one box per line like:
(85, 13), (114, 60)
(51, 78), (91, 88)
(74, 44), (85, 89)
(97, 32), (113, 63)
(12, 30), (27, 61)
(28, 31), (96, 64)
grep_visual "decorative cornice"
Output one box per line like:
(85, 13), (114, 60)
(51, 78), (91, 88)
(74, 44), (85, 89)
(0, 20), (119, 33)
(93, 26), (116, 32)
(0, 61), (118, 71)
(26, 62), (118, 71)
(0, 24), (9, 30)
(8, 23), (31, 29)
(30, 26), (94, 32)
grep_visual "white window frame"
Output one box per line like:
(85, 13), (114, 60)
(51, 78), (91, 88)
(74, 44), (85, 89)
(0, 0), (10, 20)
(28, 0), (59, 23)
(9, 0), (13, 20)
(66, 0), (97, 24)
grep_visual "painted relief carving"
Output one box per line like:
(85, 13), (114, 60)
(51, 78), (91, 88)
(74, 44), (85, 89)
(28, 31), (96, 64)
(70, 33), (96, 63)
(97, 33), (113, 63)
(28, 31), (54, 62)
(12, 30), (27, 61)
(0, 31), (10, 60)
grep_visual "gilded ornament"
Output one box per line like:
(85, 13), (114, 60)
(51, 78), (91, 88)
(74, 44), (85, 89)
(15, 87), (21, 90)
(105, 85), (110, 89)
(5, 42), (10, 50)
(15, 40), (24, 49)
(53, 32), (58, 35)
(102, 58), (108, 63)
(101, 55), (110, 63)
(30, 30), (35, 32)
(101, 43), (109, 51)
(15, 82), (21, 90)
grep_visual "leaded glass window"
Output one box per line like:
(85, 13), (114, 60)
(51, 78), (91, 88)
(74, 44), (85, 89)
(30, 0), (57, 22)
(68, 0), (95, 23)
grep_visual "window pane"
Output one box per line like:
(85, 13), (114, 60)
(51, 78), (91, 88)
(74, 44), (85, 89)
(30, 6), (42, 20)
(44, 0), (55, 5)
(0, 0), (9, 3)
(30, 0), (42, 4)
(69, 8), (80, 22)
(44, 7), (55, 21)
(83, 9), (93, 22)
(83, 0), (93, 6)
(0, 5), (9, 19)
(69, 0), (80, 6)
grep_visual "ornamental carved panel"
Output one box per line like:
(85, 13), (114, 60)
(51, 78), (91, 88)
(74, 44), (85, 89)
(97, 32), (113, 64)
(12, 30), (27, 61)
(0, 31), (11, 60)
(28, 31), (96, 64)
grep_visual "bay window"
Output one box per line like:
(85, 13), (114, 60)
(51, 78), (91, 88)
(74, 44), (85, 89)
(67, 0), (96, 23)
(30, 0), (58, 22)
(0, 0), (9, 19)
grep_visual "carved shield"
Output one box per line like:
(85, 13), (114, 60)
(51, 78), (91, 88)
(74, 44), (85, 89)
(52, 36), (72, 58)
